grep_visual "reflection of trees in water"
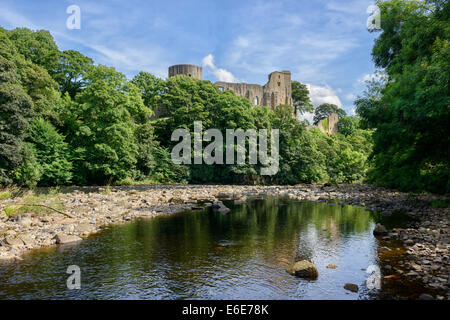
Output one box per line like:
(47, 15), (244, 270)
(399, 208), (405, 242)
(87, 198), (374, 295)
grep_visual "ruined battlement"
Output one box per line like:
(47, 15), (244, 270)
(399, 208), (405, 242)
(215, 70), (292, 108)
(168, 64), (292, 108)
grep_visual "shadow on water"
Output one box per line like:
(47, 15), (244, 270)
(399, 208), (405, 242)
(0, 196), (424, 300)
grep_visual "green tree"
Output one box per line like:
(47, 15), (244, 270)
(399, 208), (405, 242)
(313, 103), (346, 125)
(28, 118), (72, 185)
(338, 116), (360, 136)
(53, 50), (93, 98)
(0, 57), (33, 184)
(69, 65), (150, 184)
(131, 72), (165, 112)
(357, 0), (450, 193)
(7, 28), (60, 76)
(291, 81), (314, 118)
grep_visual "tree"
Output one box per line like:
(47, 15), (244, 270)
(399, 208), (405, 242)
(357, 0), (450, 193)
(27, 118), (72, 185)
(69, 65), (150, 184)
(338, 116), (360, 136)
(131, 72), (165, 112)
(7, 28), (60, 76)
(53, 50), (93, 98)
(313, 103), (346, 125)
(0, 56), (33, 184)
(291, 81), (313, 118)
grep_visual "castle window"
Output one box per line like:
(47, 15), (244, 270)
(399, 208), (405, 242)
(271, 93), (275, 107)
(254, 96), (259, 105)
(278, 82), (280, 87)
(189, 74), (192, 77)
(218, 87), (224, 92)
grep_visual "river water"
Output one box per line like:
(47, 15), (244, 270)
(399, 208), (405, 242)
(0, 197), (383, 300)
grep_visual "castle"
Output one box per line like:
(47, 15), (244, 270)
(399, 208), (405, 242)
(168, 64), (292, 108)
(167, 64), (339, 135)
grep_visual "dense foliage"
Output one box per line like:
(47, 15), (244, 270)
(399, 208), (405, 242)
(0, 26), (373, 187)
(356, 0), (449, 194)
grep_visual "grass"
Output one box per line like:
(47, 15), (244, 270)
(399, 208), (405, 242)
(113, 177), (178, 186)
(2, 189), (65, 218)
(0, 190), (12, 200)
(101, 185), (112, 195)
(431, 199), (448, 208)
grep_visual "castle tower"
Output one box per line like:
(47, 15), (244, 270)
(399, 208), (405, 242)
(168, 64), (202, 80)
(263, 71), (292, 107)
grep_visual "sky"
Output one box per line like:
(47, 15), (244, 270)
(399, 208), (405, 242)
(0, 0), (381, 121)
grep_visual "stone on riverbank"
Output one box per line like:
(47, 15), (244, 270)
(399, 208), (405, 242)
(54, 233), (82, 244)
(287, 260), (318, 279)
(373, 223), (388, 236)
(4, 235), (24, 247)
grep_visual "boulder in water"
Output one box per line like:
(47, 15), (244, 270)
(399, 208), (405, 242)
(287, 260), (318, 280)
(373, 223), (388, 236)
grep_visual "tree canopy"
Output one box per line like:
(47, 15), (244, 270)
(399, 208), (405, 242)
(356, 0), (449, 194)
(313, 103), (346, 125)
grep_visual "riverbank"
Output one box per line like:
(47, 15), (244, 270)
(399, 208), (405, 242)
(0, 184), (448, 299)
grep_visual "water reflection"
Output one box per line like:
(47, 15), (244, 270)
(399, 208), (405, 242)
(0, 197), (378, 300)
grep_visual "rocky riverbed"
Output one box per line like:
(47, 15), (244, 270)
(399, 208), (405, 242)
(0, 184), (448, 299)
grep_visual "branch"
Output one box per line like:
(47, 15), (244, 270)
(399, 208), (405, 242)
(16, 203), (75, 218)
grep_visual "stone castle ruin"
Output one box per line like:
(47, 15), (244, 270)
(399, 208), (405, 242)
(167, 64), (338, 134)
(215, 71), (293, 108)
(168, 64), (292, 108)
(316, 113), (339, 135)
(168, 64), (203, 80)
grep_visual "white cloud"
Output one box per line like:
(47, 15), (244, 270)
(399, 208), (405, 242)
(306, 84), (343, 108)
(300, 111), (315, 124)
(344, 93), (356, 101)
(202, 54), (237, 82)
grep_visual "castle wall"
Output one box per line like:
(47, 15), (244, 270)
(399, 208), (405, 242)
(215, 82), (265, 106)
(214, 70), (292, 108)
(317, 113), (339, 135)
(168, 64), (202, 80)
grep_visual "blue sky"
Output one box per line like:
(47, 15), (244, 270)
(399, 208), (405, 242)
(0, 0), (380, 120)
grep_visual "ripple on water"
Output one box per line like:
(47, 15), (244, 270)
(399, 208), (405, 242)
(0, 197), (387, 300)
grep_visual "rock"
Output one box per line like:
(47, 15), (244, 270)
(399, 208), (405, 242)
(234, 199), (246, 205)
(327, 264), (338, 269)
(217, 206), (231, 214)
(373, 223), (388, 236)
(168, 197), (184, 204)
(344, 283), (359, 293)
(419, 293), (434, 300)
(54, 233), (82, 244)
(379, 247), (391, 252)
(19, 234), (35, 246)
(211, 201), (224, 209)
(404, 239), (415, 246)
(17, 216), (33, 227)
(287, 260), (318, 279)
(75, 223), (95, 233)
(4, 235), (24, 247)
